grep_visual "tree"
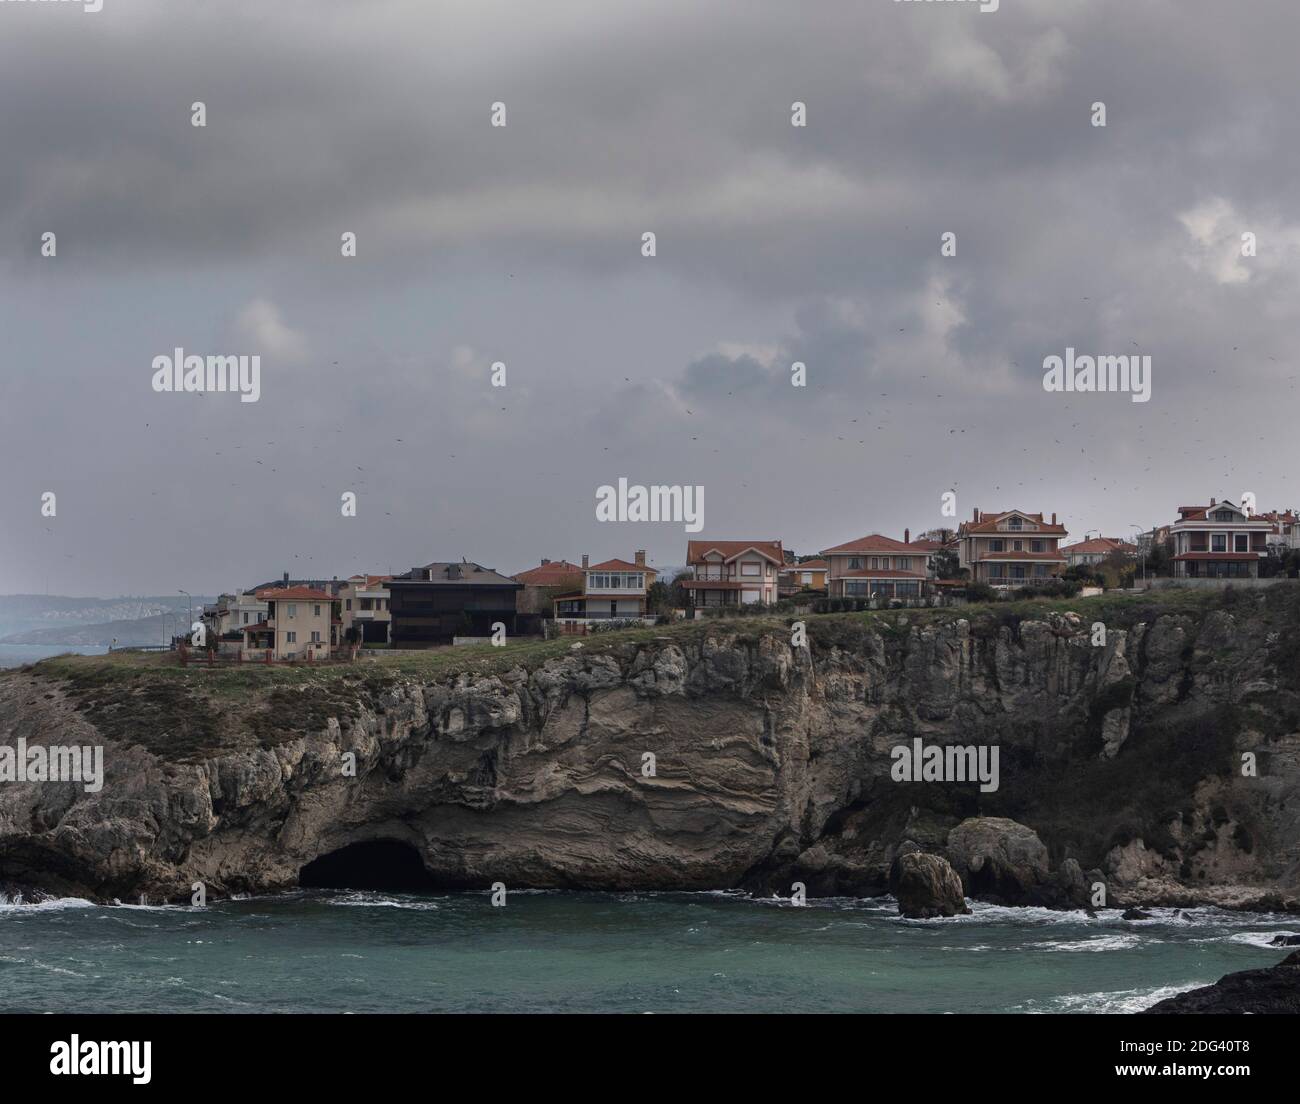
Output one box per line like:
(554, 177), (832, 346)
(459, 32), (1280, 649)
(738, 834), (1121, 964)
(645, 580), (673, 614)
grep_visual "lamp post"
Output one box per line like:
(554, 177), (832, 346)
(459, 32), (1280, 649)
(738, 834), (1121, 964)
(179, 589), (192, 643)
(1129, 525), (1146, 586)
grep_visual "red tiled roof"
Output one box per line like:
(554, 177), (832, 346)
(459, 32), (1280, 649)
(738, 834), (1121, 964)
(255, 586), (335, 601)
(822, 533), (931, 555)
(1062, 537), (1137, 555)
(782, 559), (828, 571)
(241, 621), (273, 633)
(587, 558), (656, 573)
(686, 540), (784, 565)
(513, 560), (585, 585)
(958, 510), (1068, 536)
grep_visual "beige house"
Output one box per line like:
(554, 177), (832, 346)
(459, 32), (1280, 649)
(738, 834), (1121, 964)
(553, 552), (657, 628)
(242, 586), (339, 660)
(821, 531), (933, 598)
(337, 574), (392, 645)
(1170, 498), (1271, 578)
(957, 509), (1068, 586)
(512, 559), (585, 614)
(680, 540), (784, 609)
(779, 559), (829, 596)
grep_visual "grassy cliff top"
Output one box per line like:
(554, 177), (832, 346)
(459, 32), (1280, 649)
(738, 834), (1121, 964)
(3, 585), (1282, 762)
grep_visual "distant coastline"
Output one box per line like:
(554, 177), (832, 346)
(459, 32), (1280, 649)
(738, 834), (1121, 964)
(0, 644), (109, 669)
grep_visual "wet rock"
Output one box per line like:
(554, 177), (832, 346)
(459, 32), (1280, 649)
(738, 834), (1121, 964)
(1122, 908), (1153, 920)
(946, 817), (1050, 903)
(889, 851), (970, 919)
(1142, 951), (1300, 1014)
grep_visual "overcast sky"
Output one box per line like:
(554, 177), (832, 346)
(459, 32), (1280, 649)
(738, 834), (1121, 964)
(2, 0), (1298, 596)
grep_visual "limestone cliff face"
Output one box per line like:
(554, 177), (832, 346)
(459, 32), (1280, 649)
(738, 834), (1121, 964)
(3, 590), (1299, 908)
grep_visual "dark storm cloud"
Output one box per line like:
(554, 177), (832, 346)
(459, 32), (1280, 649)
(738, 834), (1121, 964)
(2, 0), (1299, 594)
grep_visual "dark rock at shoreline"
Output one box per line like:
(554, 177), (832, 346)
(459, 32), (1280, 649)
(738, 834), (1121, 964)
(889, 851), (970, 918)
(1122, 908), (1153, 920)
(1142, 951), (1300, 1014)
(1269, 934), (1300, 946)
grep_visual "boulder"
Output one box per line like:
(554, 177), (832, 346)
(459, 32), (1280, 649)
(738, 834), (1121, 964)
(945, 817), (1050, 903)
(889, 851), (970, 919)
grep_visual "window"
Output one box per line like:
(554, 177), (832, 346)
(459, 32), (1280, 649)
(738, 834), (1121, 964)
(1235, 534), (1248, 552)
(1211, 534), (1227, 552)
(360, 598), (372, 610)
(1214, 511), (1234, 522)
(1034, 565), (1048, 577)
(801, 572), (812, 585)
(741, 563), (760, 576)
(286, 631), (297, 643)
(310, 631), (321, 642)
(313, 604), (321, 617)
(990, 540), (1004, 553)
(1008, 517), (1023, 530)
(1031, 540), (1044, 553)
(849, 557), (861, 569)
(346, 599), (352, 610)
(243, 613), (249, 624)
(287, 604), (297, 618)
(1013, 541), (1023, 551)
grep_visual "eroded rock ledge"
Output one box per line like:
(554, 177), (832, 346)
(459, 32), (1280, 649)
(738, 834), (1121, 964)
(2, 591), (1299, 909)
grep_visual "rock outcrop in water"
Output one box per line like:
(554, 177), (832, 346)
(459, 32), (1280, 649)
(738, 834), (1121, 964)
(1142, 950), (1300, 1014)
(889, 850), (970, 918)
(3, 588), (1300, 909)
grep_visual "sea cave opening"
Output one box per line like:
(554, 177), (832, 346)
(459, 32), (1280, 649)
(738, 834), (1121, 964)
(299, 839), (438, 892)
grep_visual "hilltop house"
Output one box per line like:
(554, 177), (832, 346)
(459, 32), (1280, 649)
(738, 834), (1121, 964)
(821, 531), (934, 599)
(1061, 536), (1137, 568)
(240, 586), (339, 661)
(957, 509), (1068, 586)
(337, 575), (392, 645)
(553, 552), (657, 629)
(680, 540), (784, 609)
(1170, 498), (1271, 578)
(387, 562), (523, 646)
(778, 558), (829, 596)
(512, 559), (585, 614)
(1258, 510), (1300, 553)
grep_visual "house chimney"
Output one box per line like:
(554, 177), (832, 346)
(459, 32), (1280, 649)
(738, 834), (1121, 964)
(541, 558), (551, 566)
(282, 571), (289, 585)
(1051, 513), (1057, 525)
(582, 554), (589, 569)
(635, 550), (646, 567)
(904, 528), (910, 544)
(1210, 497), (1216, 506)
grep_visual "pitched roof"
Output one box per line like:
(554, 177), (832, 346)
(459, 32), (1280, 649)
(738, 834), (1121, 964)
(686, 540), (784, 564)
(255, 586), (334, 601)
(513, 560), (585, 585)
(587, 558), (656, 574)
(1061, 537), (1137, 555)
(958, 510), (1067, 536)
(822, 533), (930, 555)
(391, 563), (522, 587)
(782, 559), (828, 571)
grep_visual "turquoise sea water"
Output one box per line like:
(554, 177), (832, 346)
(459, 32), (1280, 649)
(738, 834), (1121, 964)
(1, 891), (1293, 1014)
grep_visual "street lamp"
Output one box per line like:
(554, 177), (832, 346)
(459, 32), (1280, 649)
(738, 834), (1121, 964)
(1129, 525), (1146, 586)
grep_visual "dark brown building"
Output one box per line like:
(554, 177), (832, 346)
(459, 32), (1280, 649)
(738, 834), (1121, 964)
(387, 561), (523, 646)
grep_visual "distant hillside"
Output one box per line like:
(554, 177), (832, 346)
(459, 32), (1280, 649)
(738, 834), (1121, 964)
(0, 595), (213, 645)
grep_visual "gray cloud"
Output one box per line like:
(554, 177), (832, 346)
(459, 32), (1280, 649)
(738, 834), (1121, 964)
(2, 0), (1299, 594)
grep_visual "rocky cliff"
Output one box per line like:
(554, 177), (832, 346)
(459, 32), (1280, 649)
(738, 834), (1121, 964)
(3, 588), (1299, 908)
